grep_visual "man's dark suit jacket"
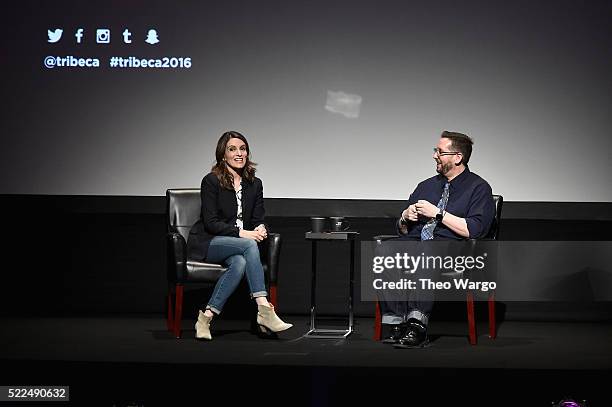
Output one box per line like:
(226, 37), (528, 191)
(187, 172), (267, 262)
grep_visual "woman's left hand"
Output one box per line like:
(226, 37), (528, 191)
(254, 224), (268, 239)
(239, 229), (266, 242)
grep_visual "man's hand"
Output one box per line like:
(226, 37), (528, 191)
(239, 228), (267, 242)
(401, 204), (419, 222)
(415, 200), (439, 218)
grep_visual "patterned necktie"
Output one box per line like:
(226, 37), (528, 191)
(421, 182), (450, 241)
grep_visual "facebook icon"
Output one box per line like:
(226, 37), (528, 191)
(75, 28), (83, 43)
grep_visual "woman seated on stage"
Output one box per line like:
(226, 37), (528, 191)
(187, 130), (292, 340)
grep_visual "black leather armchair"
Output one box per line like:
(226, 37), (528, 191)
(373, 194), (503, 345)
(166, 189), (282, 338)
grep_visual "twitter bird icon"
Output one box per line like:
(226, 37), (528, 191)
(48, 29), (63, 43)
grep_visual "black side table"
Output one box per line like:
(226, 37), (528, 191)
(304, 231), (359, 338)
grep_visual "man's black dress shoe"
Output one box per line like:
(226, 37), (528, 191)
(381, 324), (407, 344)
(393, 321), (428, 349)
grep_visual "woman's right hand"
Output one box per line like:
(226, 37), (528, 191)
(239, 229), (266, 242)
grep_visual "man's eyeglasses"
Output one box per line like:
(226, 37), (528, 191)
(433, 148), (460, 157)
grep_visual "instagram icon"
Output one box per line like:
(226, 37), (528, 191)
(96, 28), (110, 44)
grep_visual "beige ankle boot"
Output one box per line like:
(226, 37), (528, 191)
(195, 310), (213, 340)
(257, 304), (293, 333)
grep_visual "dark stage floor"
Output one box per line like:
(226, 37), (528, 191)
(1, 316), (610, 406)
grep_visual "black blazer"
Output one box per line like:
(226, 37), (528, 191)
(187, 172), (267, 262)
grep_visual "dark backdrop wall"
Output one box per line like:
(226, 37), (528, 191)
(3, 195), (611, 323)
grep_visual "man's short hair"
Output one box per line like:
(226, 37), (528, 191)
(441, 131), (473, 165)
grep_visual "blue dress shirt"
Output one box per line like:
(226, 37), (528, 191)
(396, 166), (495, 240)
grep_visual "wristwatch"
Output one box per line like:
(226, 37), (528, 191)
(435, 210), (445, 222)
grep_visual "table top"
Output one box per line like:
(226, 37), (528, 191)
(305, 231), (360, 240)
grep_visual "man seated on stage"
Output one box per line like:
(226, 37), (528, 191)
(380, 131), (495, 348)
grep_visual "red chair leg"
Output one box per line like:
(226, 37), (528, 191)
(488, 291), (496, 339)
(166, 286), (174, 332)
(374, 301), (382, 341)
(466, 291), (477, 345)
(173, 284), (184, 339)
(269, 284), (278, 308)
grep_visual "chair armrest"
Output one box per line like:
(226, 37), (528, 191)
(467, 237), (495, 250)
(167, 231), (187, 283)
(264, 233), (282, 285)
(373, 234), (398, 243)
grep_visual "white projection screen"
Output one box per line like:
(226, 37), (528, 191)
(1, 0), (611, 201)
